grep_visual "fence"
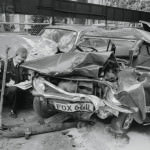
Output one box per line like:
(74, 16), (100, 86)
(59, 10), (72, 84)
(0, 22), (50, 35)
(1, 0), (150, 23)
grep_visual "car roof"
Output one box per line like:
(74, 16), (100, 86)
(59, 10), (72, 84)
(44, 24), (106, 35)
(43, 25), (144, 40)
(45, 24), (96, 31)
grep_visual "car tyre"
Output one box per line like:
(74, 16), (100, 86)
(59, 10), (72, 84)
(110, 113), (133, 135)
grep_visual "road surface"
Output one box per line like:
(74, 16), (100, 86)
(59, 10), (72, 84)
(1, 108), (150, 150)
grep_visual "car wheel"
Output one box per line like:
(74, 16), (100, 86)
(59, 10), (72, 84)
(110, 113), (133, 135)
(33, 96), (56, 118)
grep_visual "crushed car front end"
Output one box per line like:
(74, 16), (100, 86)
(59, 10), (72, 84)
(22, 52), (138, 131)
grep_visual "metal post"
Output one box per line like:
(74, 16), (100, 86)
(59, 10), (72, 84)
(105, 5), (108, 29)
(52, 0), (55, 25)
(0, 47), (9, 129)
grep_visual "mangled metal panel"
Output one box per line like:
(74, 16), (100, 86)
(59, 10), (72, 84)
(22, 52), (116, 78)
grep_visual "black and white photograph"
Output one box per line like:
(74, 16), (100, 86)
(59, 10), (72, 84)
(0, 0), (150, 150)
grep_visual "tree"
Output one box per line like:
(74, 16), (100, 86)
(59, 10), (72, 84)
(143, 1), (150, 12)
(118, 0), (128, 8)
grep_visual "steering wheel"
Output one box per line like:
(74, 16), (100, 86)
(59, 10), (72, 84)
(76, 45), (98, 52)
(76, 45), (84, 52)
(88, 46), (98, 52)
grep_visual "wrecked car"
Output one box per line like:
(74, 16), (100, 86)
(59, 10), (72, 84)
(39, 24), (150, 73)
(21, 51), (143, 137)
(109, 26), (150, 131)
(126, 32), (150, 127)
(2, 26), (150, 138)
(39, 25), (138, 58)
(28, 25), (150, 135)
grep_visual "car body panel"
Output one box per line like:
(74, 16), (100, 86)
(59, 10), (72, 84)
(22, 51), (115, 78)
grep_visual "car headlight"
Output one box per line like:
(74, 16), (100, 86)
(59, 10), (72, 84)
(38, 82), (45, 91)
(33, 77), (46, 93)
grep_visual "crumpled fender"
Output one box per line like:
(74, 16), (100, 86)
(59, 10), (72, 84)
(117, 69), (146, 124)
(32, 77), (135, 117)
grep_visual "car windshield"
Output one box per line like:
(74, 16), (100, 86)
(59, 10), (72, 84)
(111, 39), (136, 56)
(78, 36), (108, 52)
(40, 28), (77, 52)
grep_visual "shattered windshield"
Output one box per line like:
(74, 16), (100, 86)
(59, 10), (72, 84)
(40, 29), (77, 52)
(78, 36), (108, 52)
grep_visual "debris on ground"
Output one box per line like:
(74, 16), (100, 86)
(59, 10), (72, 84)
(1, 108), (150, 150)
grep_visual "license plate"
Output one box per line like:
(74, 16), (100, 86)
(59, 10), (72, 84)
(54, 102), (94, 112)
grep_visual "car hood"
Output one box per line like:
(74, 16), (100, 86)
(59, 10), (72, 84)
(0, 33), (57, 60)
(22, 51), (116, 78)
